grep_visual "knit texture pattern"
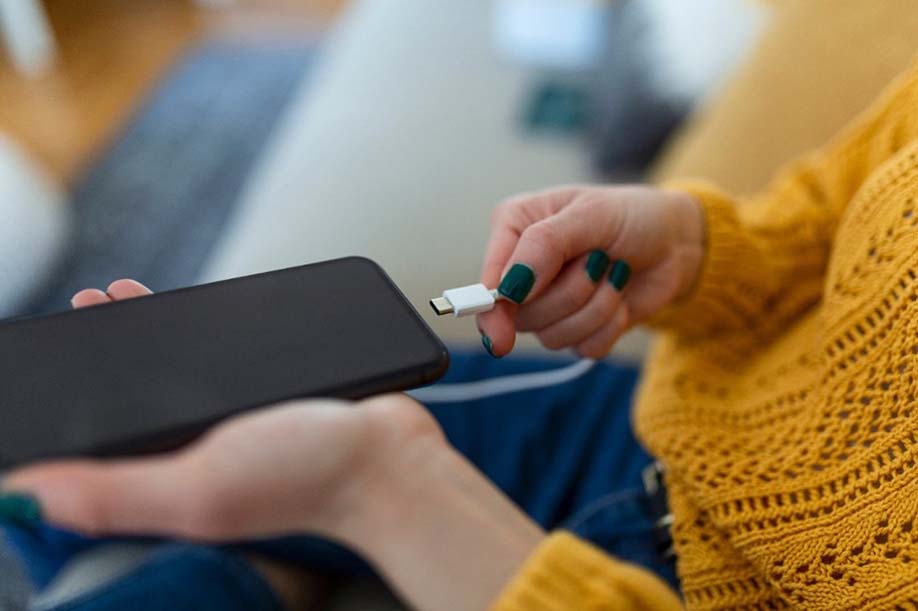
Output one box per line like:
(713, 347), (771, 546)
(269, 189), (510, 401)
(492, 60), (918, 611)
(491, 533), (682, 611)
(636, 61), (918, 609)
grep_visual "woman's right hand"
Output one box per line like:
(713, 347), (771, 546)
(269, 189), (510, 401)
(477, 185), (705, 357)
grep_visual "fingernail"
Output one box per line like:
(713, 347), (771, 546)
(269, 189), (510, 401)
(608, 260), (631, 291)
(498, 264), (536, 304)
(0, 493), (43, 527)
(585, 250), (610, 282)
(480, 332), (501, 359)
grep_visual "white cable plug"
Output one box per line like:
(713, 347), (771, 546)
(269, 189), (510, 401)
(423, 282), (598, 402)
(430, 283), (501, 317)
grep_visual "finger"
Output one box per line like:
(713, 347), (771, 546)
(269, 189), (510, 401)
(476, 200), (543, 357)
(575, 304), (630, 359)
(475, 301), (517, 357)
(479, 187), (581, 289)
(515, 251), (608, 332)
(478, 210), (522, 357)
(2, 456), (199, 538)
(496, 197), (622, 306)
(536, 273), (626, 350)
(477, 188), (585, 356)
(480, 216), (522, 290)
(106, 279), (153, 301)
(71, 289), (112, 309)
(479, 200), (618, 356)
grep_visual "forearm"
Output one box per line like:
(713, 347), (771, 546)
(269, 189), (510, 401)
(334, 435), (544, 611)
(319, 403), (682, 611)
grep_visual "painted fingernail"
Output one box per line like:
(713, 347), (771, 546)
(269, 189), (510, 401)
(0, 493), (43, 527)
(585, 250), (610, 282)
(608, 260), (631, 291)
(480, 332), (501, 358)
(498, 264), (536, 304)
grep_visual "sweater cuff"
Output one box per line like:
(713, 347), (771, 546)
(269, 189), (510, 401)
(648, 180), (762, 337)
(490, 531), (682, 611)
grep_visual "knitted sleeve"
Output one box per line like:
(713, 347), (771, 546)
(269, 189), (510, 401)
(490, 532), (683, 611)
(651, 61), (918, 339)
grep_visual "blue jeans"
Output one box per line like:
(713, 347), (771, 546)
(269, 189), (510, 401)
(3, 353), (678, 610)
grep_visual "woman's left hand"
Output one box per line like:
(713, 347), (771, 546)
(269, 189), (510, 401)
(0, 281), (429, 540)
(3, 392), (436, 542)
(2, 280), (544, 611)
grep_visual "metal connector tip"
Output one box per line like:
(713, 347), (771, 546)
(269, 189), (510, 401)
(429, 297), (454, 316)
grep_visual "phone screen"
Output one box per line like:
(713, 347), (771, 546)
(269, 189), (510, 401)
(0, 257), (448, 467)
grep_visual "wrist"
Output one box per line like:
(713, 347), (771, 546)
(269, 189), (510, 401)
(325, 395), (545, 611)
(665, 188), (705, 301)
(337, 406), (452, 549)
(308, 394), (446, 544)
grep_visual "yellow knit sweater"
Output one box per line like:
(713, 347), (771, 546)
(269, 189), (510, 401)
(492, 61), (918, 611)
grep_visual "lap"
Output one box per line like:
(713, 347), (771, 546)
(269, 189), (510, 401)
(242, 352), (650, 567)
(30, 545), (283, 611)
(429, 352), (651, 526)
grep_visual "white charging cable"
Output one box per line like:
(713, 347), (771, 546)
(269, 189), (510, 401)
(408, 357), (595, 403)
(414, 283), (598, 403)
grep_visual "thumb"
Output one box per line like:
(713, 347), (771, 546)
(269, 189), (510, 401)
(1, 457), (199, 538)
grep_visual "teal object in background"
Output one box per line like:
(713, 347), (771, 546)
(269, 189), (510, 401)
(523, 80), (589, 133)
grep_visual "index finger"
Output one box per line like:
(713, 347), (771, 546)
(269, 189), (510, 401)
(476, 220), (521, 356)
(479, 198), (622, 355)
(477, 189), (579, 356)
(478, 187), (581, 288)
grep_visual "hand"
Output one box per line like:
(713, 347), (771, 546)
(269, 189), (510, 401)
(5, 280), (445, 541)
(4, 280), (544, 611)
(477, 185), (704, 357)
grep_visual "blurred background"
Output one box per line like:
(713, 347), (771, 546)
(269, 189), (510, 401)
(0, 0), (767, 357)
(3, 0), (917, 609)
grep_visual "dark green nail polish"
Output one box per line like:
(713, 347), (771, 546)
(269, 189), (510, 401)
(0, 493), (42, 527)
(608, 260), (632, 291)
(585, 250), (610, 282)
(498, 264), (536, 304)
(480, 332), (501, 358)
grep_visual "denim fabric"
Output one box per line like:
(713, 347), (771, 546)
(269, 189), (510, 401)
(3, 352), (678, 610)
(34, 545), (283, 611)
(562, 488), (678, 590)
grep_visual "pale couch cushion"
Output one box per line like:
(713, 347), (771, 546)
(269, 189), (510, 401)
(0, 135), (70, 318)
(199, 0), (593, 354)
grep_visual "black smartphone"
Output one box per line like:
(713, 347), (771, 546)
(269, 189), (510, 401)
(0, 257), (449, 469)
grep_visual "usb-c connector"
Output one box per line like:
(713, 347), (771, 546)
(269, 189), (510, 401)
(430, 297), (455, 316)
(429, 284), (501, 317)
(422, 281), (598, 402)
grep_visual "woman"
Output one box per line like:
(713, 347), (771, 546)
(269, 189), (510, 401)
(2, 59), (918, 610)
